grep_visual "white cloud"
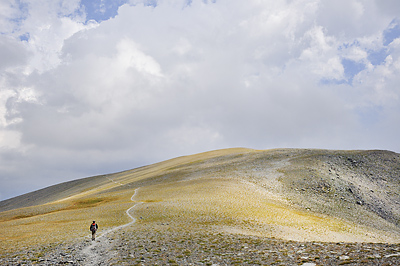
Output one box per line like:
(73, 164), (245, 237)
(115, 38), (163, 77)
(0, 36), (30, 71)
(8, 0), (92, 72)
(298, 26), (344, 80)
(355, 47), (400, 107)
(0, 0), (25, 34)
(0, 130), (21, 149)
(342, 46), (369, 62)
(0, 0), (400, 200)
(375, 0), (400, 17)
(0, 89), (17, 127)
(316, 0), (393, 38)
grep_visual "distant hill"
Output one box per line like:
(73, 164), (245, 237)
(0, 174), (110, 212)
(1, 148), (400, 254)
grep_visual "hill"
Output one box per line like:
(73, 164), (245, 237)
(1, 148), (400, 264)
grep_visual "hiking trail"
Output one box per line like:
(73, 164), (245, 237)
(79, 188), (142, 265)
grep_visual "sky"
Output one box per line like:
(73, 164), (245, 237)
(0, 0), (400, 201)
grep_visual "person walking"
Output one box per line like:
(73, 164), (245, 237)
(90, 221), (98, 241)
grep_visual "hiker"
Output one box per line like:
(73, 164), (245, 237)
(90, 221), (98, 241)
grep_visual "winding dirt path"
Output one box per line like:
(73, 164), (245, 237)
(80, 188), (142, 265)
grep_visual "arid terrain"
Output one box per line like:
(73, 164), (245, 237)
(1, 148), (400, 265)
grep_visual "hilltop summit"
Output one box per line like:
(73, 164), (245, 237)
(1, 148), (400, 264)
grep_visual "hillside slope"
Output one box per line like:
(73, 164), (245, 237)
(1, 148), (400, 256)
(0, 174), (110, 212)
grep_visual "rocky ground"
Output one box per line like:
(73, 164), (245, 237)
(2, 223), (400, 266)
(2, 149), (400, 265)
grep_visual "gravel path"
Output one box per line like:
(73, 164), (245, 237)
(3, 226), (400, 265)
(2, 149), (400, 265)
(2, 184), (400, 265)
(2, 190), (400, 266)
(78, 188), (142, 265)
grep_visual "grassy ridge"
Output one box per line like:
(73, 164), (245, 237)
(1, 148), (400, 255)
(133, 176), (396, 243)
(0, 190), (134, 253)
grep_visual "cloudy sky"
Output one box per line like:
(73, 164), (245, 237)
(0, 0), (399, 201)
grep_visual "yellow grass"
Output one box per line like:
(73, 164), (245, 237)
(0, 190), (135, 253)
(1, 148), (400, 255)
(132, 177), (396, 243)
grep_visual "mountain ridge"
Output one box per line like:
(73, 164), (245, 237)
(1, 147), (400, 259)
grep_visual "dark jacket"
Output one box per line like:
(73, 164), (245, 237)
(90, 223), (98, 232)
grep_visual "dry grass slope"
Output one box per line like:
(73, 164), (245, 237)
(1, 148), (400, 257)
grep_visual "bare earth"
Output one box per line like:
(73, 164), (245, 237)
(2, 188), (400, 265)
(2, 217), (400, 265)
(1, 148), (400, 265)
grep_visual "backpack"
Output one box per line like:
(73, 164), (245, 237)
(90, 223), (96, 232)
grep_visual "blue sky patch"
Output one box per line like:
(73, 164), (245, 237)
(364, 20), (399, 66)
(131, 0), (158, 7)
(145, 0), (159, 7)
(342, 58), (365, 83)
(19, 33), (30, 42)
(81, 0), (128, 22)
(368, 48), (388, 66)
(383, 20), (400, 46)
(6, 0), (29, 34)
(320, 58), (366, 86)
(319, 78), (347, 86)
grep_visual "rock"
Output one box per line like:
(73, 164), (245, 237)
(385, 253), (400, 258)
